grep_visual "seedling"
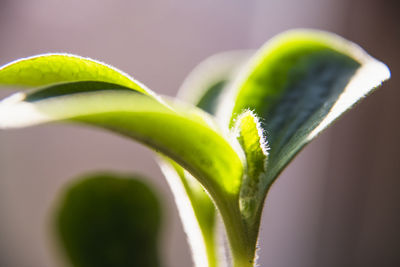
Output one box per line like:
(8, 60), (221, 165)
(0, 29), (390, 267)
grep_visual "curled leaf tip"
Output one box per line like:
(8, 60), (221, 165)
(234, 109), (269, 157)
(235, 111), (268, 222)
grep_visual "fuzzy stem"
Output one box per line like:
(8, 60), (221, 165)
(215, 196), (257, 267)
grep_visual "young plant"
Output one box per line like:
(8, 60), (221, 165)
(0, 29), (390, 267)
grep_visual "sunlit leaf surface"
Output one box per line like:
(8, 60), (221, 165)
(0, 54), (151, 95)
(0, 83), (244, 200)
(222, 29), (390, 200)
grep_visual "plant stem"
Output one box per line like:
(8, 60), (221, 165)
(216, 196), (256, 267)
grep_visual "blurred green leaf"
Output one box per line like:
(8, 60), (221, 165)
(54, 172), (161, 267)
(178, 51), (252, 116)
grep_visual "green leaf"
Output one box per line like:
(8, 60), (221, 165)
(54, 172), (161, 267)
(0, 54), (244, 202)
(224, 30), (390, 187)
(0, 53), (157, 98)
(0, 81), (244, 213)
(219, 29), (390, 260)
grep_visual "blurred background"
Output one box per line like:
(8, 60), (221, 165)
(0, 0), (399, 266)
